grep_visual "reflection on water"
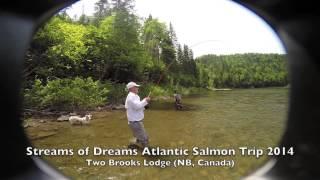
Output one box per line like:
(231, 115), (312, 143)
(26, 88), (288, 179)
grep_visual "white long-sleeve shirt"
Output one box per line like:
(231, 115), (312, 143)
(125, 92), (148, 122)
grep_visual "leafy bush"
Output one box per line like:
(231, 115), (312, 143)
(178, 75), (198, 87)
(23, 79), (44, 108)
(105, 82), (127, 105)
(138, 84), (182, 101)
(23, 77), (109, 111)
(105, 82), (170, 105)
(23, 77), (207, 111)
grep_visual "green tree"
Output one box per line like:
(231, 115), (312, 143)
(93, 0), (111, 25)
(111, 0), (135, 12)
(25, 17), (88, 83)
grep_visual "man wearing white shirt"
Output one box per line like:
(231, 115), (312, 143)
(125, 82), (151, 148)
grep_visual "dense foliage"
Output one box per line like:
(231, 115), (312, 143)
(23, 77), (108, 111)
(23, 0), (288, 110)
(196, 54), (288, 88)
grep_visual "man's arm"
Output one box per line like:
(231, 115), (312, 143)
(129, 96), (149, 110)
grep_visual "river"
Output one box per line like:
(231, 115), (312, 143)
(25, 88), (288, 180)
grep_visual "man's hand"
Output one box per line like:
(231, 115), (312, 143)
(145, 96), (151, 102)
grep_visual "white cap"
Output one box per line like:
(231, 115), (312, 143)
(126, 82), (140, 90)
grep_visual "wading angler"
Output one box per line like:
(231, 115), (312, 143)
(125, 82), (151, 148)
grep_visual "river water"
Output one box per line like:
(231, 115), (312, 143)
(26, 88), (288, 180)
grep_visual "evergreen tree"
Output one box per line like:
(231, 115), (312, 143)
(79, 14), (90, 25)
(182, 44), (190, 73)
(93, 0), (111, 25)
(188, 49), (197, 75)
(111, 0), (135, 12)
(169, 22), (178, 49)
(176, 44), (183, 65)
(57, 7), (72, 22)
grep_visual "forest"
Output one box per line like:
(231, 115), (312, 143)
(22, 0), (288, 111)
(196, 53), (288, 88)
